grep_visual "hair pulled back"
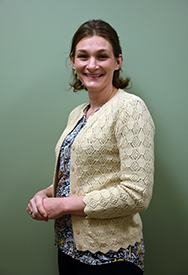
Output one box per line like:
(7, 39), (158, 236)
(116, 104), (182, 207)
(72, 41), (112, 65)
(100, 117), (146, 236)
(69, 19), (130, 92)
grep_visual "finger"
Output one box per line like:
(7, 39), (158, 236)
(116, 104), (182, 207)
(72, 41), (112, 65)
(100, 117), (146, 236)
(36, 198), (48, 219)
(31, 208), (48, 221)
(27, 199), (45, 220)
(26, 203), (33, 215)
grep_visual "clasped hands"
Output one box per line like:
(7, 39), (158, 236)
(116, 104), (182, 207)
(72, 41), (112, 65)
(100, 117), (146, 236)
(27, 194), (64, 221)
(26, 188), (86, 221)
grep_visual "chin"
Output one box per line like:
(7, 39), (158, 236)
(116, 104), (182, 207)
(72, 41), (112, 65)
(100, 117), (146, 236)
(85, 84), (102, 91)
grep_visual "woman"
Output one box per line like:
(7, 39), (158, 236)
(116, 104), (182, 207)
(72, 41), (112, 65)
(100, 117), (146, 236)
(27, 19), (155, 275)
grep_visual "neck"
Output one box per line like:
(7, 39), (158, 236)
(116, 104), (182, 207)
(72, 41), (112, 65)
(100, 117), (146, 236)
(88, 86), (118, 112)
(85, 86), (118, 120)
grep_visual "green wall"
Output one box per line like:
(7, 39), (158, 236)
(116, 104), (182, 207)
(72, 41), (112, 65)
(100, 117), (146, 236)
(1, 1), (188, 274)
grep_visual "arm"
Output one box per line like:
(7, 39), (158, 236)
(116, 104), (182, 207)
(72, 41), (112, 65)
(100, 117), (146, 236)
(83, 98), (155, 219)
(42, 195), (87, 219)
(27, 189), (87, 221)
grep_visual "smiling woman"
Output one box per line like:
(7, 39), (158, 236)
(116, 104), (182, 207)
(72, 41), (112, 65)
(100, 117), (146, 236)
(69, 19), (130, 93)
(27, 19), (155, 275)
(70, 35), (123, 107)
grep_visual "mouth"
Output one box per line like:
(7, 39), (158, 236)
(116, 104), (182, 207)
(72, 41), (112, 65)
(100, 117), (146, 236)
(85, 73), (103, 78)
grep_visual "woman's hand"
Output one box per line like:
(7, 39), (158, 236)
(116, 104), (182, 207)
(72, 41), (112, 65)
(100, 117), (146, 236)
(26, 187), (52, 221)
(43, 198), (65, 219)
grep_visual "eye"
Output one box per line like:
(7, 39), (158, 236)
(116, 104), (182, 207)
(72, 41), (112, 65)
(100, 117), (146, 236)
(98, 55), (108, 60)
(77, 54), (88, 60)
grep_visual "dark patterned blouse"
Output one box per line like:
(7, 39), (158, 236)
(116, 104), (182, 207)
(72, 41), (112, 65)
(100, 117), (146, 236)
(54, 106), (145, 271)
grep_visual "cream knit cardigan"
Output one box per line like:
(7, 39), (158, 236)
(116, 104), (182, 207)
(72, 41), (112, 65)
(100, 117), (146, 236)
(52, 89), (155, 254)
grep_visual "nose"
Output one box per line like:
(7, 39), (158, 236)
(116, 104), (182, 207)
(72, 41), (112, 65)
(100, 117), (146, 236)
(86, 57), (98, 70)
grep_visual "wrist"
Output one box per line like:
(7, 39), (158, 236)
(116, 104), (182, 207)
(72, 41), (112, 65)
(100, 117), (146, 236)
(62, 196), (86, 216)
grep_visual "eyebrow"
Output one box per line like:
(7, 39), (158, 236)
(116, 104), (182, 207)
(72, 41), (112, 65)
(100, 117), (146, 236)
(76, 49), (111, 54)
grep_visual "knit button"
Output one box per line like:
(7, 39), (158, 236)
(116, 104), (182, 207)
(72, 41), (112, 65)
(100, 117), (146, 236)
(71, 166), (75, 171)
(78, 244), (82, 250)
(72, 145), (75, 151)
(75, 229), (80, 235)
(72, 189), (76, 194)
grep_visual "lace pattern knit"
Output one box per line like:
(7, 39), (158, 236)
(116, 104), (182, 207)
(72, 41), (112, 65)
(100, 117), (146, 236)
(55, 112), (145, 271)
(52, 89), (155, 254)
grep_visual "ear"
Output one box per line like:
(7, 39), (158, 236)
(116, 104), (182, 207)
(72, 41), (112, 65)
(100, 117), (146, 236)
(70, 54), (75, 70)
(115, 54), (123, 71)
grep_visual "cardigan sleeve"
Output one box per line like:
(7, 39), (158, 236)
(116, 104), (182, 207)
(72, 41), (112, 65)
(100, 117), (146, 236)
(83, 98), (155, 219)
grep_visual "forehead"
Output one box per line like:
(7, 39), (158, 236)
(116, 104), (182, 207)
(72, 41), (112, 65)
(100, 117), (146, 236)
(76, 35), (113, 52)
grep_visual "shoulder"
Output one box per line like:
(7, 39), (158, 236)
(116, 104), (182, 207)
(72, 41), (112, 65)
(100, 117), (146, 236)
(115, 89), (147, 107)
(113, 89), (155, 129)
(111, 89), (149, 115)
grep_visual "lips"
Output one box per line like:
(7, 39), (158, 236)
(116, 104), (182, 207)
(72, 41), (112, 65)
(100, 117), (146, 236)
(85, 74), (103, 78)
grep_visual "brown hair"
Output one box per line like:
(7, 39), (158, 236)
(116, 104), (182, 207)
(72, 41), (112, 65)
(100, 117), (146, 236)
(69, 19), (131, 92)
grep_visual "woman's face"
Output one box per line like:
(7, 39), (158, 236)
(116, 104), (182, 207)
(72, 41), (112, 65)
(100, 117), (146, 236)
(70, 35), (123, 93)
